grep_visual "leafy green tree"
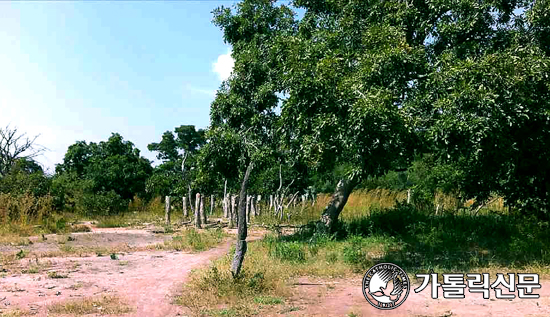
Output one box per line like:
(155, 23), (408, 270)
(0, 158), (51, 197)
(211, 0), (550, 230)
(146, 125), (206, 197)
(56, 133), (152, 214)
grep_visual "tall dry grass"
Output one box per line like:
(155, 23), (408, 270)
(0, 193), (54, 225)
(254, 189), (507, 225)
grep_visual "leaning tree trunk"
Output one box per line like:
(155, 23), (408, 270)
(194, 193), (202, 229)
(318, 178), (358, 234)
(231, 162), (254, 278)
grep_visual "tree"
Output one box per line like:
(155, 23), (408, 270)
(212, 0), (550, 230)
(0, 125), (45, 177)
(56, 133), (153, 214)
(146, 125), (206, 199)
(214, 0), (420, 233)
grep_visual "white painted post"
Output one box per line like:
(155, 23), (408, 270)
(200, 194), (207, 224)
(165, 196), (171, 226)
(210, 195), (214, 216)
(183, 196), (188, 218)
(195, 193), (201, 228)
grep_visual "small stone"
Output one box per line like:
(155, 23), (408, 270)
(55, 291), (61, 296)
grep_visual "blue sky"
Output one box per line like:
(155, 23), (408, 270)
(0, 1), (240, 173)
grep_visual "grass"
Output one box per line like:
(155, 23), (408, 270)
(47, 295), (133, 315)
(160, 227), (226, 252)
(179, 202), (550, 316)
(0, 309), (32, 317)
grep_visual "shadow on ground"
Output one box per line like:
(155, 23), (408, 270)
(279, 203), (550, 274)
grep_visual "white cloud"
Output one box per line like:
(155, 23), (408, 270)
(212, 49), (234, 81)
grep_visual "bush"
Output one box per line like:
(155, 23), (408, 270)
(268, 241), (306, 263)
(0, 192), (54, 224)
(77, 190), (127, 216)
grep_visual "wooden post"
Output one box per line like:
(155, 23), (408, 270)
(246, 195), (251, 223)
(210, 195), (214, 215)
(256, 195), (261, 216)
(223, 180), (228, 218)
(200, 194), (207, 224)
(233, 195), (238, 224)
(183, 196), (188, 218)
(195, 193), (201, 229)
(229, 195), (236, 229)
(250, 196), (256, 219)
(188, 185), (195, 215)
(165, 196), (171, 226)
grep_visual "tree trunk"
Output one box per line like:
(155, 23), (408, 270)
(200, 195), (207, 224)
(318, 178), (358, 234)
(231, 162), (254, 278)
(165, 196), (171, 226)
(183, 197), (188, 218)
(194, 193), (202, 229)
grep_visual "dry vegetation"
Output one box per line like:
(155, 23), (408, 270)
(176, 191), (548, 317)
(47, 295), (133, 315)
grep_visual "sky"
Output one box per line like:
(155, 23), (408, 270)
(0, 0), (239, 174)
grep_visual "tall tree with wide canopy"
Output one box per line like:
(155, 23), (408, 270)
(57, 133), (153, 201)
(211, 0), (550, 230)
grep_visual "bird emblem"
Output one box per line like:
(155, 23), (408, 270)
(369, 269), (404, 303)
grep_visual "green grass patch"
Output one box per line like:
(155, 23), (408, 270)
(162, 227), (226, 252)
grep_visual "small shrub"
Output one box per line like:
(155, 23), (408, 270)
(269, 241), (306, 263)
(16, 249), (27, 259)
(47, 271), (68, 279)
(253, 296), (283, 305)
(342, 235), (367, 266)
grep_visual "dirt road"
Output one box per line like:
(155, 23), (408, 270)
(0, 226), (236, 317)
(2, 226), (549, 317)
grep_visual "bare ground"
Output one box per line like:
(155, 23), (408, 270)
(263, 276), (550, 317)
(1, 225), (549, 317)
(0, 223), (242, 317)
